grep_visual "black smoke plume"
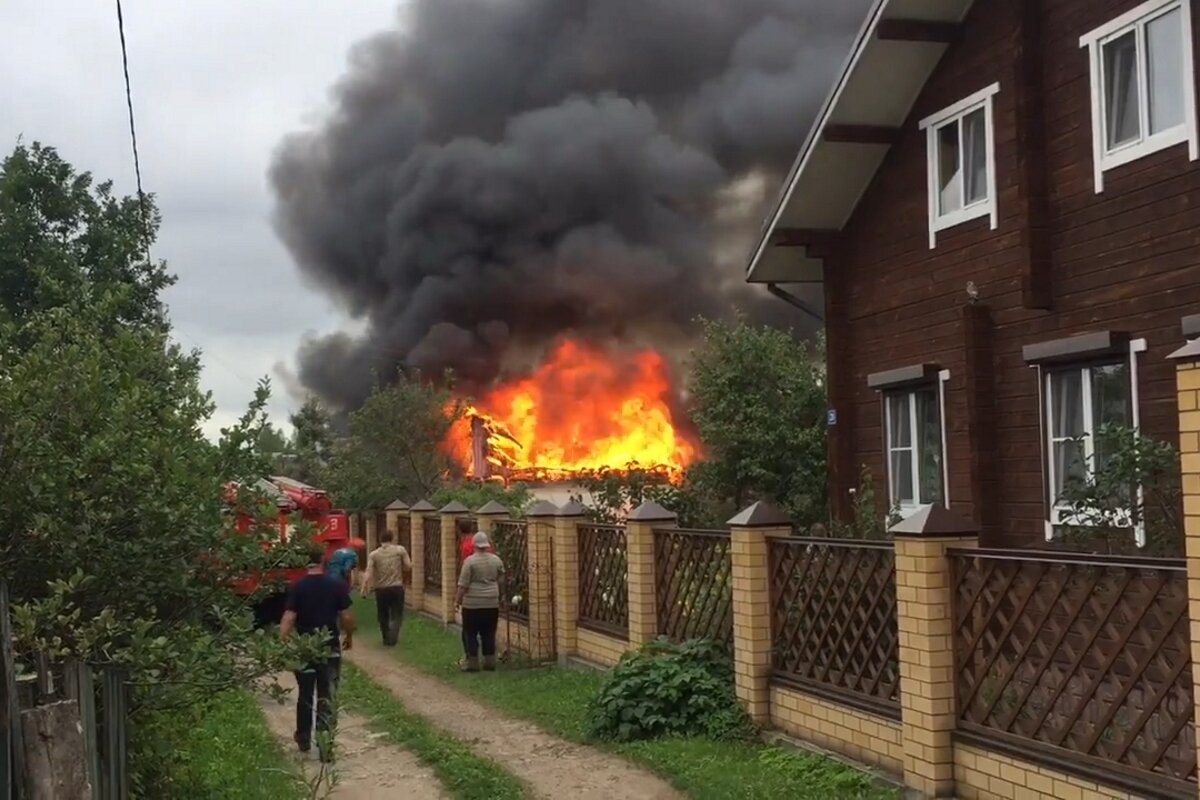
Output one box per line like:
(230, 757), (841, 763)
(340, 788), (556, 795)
(271, 0), (869, 411)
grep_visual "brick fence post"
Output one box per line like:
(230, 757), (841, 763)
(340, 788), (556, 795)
(553, 500), (587, 665)
(525, 501), (559, 662)
(728, 501), (792, 726)
(474, 500), (509, 537)
(890, 506), (979, 798)
(348, 512), (360, 545)
(409, 500), (435, 612)
(440, 501), (470, 624)
(626, 501), (674, 647)
(384, 499), (408, 549)
(1169, 327), (1200, 771)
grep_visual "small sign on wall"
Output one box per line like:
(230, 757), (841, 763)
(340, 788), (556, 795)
(826, 408), (837, 427)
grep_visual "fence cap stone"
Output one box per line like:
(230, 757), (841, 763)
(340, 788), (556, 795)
(526, 500), (561, 518)
(439, 500), (471, 514)
(385, 499), (410, 511)
(889, 504), (977, 537)
(1168, 338), (1200, 360)
(628, 500), (676, 522)
(557, 499), (589, 517)
(727, 500), (790, 528)
(410, 500), (436, 512)
(475, 500), (510, 515)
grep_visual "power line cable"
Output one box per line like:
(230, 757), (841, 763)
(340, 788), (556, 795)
(114, 0), (150, 237)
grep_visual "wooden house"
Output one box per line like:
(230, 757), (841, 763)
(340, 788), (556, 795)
(748, 0), (1200, 547)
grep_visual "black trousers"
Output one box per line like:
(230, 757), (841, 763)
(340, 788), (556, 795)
(461, 607), (499, 658)
(294, 657), (340, 749)
(375, 586), (405, 646)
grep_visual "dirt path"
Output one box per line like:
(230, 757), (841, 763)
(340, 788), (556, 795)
(347, 646), (682, 800)
(259, 684), (450, 799)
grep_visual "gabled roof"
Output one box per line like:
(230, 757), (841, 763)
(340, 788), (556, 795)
(746, 0), (975, 284)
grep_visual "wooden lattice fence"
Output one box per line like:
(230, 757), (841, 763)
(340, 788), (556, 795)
(578, 524), (628, 638)
(423, 515), (442, 592)
(653, 529), (733, 650)
(491, 521), (530, 620)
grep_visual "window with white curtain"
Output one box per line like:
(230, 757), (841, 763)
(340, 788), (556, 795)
(884, 386), (945, 512)
(1044, 362), (1134, 527)
(1081, 0), (1198, 192)
(920, 83), (1000, 247)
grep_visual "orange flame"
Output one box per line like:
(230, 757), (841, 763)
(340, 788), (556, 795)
(447, 340), (697, 482)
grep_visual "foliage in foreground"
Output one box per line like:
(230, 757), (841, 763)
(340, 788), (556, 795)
(358, 605), (896, 799)
(339, 663), (525, 800)
(586, 637), (755, 743)
(130, 689), (303, 799)
(1, 142), (324, 729)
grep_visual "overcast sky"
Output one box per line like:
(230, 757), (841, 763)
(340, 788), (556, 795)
(1, 1), (399, 438)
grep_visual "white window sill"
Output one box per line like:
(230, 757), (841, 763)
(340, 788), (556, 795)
(931, 202), (996, 237)
(1097, 126), (1190, 183)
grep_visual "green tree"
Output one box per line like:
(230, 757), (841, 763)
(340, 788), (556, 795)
(0, 143), (321, 746)
(288, 395), (333, 485)
(324, 370), (464, 509)
(686, 318), (827, 526)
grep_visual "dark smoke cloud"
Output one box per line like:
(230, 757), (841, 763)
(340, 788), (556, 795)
(271, 0), (870, 410)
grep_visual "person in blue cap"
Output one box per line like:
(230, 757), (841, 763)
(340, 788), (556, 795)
(325, 544), (359, 586)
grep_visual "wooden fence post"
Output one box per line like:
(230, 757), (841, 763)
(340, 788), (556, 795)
(440, 502), (470, 624)
(1170, 332), (1200, 777)
(728, 501), (791, 726)
(525, 501), (559, 662)
(891, 506), (978, 798)
(626, 501), (675, 647)
(1, 581), (26, 800)
(409, 500), (435, 612)
(20, 701), (91, 799)
(553, 500), (587, 665)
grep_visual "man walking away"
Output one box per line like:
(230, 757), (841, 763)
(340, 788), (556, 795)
(455, 532), (504, 672)
(281, 546), (355, 762)
(361, 528), (411, 646)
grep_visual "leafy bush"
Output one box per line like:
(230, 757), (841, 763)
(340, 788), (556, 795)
(431, 481), (534, 517)
(586, 638), (755, 743)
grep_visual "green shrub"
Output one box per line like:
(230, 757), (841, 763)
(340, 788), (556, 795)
(586, 637), (755, 743)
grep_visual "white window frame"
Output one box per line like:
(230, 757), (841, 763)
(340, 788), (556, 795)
(1080, 0), (1199, 193)
(1039, 339), (1147, 544)
(882, 377), (949, 517)
(919, 83), (1000, 249)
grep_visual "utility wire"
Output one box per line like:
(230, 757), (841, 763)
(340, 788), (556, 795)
(114, 0), (151, 240)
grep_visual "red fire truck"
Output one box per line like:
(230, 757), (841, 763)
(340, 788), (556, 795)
(223, 476), (360, 626)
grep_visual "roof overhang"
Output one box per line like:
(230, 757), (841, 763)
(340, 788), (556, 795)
(746, 0), (976, 284)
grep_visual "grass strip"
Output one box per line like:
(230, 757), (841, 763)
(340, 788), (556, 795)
(338, 661), (527, 800)
(131, 689), (304, 799)
(356, 599), (898, 799)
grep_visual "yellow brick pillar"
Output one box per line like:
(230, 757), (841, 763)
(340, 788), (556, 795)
(890, 506), (978, 798)
(728, 501), (792, 725)
(348, 512), (360, 545)
(440, 501), (470, 624)
(1170, 330), (1200, 772)
(525, 501), (559, 662)
(408, 500), (436, 612)
(626, 501), (674, 647)
(553, 500), (588, 665)
(474, 500), (509, 537)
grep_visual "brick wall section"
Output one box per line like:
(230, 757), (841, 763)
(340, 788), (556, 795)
(953, 744), (1138, 800)
(894, 534), (977, 797)
(348, 513), (360, 544)
(1177, 358), (1200, 782)
(439, 513), (459, 623)
(553, 514), (583, 664)
(364, 513), (378, 553)
(407, 510), (425, 611)
(768, 686), (903, 774)
(625, 517), (665, 647)
(384, 510), (402, 547)
(575, 627), (627, 668)
(729, 525), (783, 724)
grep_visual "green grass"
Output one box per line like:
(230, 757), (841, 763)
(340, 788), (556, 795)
(357, 598), (899, 799)
(130, 689), (304, 799)
(339, 662), (526, 800)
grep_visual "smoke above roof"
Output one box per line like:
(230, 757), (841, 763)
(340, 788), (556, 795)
(270, 0), (868, 410)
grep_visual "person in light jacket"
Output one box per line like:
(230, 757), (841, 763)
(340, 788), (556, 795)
(455, 532), (504, 672)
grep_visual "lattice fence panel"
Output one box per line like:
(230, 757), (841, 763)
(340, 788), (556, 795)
(423, 515), (442, 592)
(491, 521), (530, 620)
(951, 550), (1195, 785)
(768, 538), (899, 708)
(653, 529), (733, 649)
(578, 524), (628, 638)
